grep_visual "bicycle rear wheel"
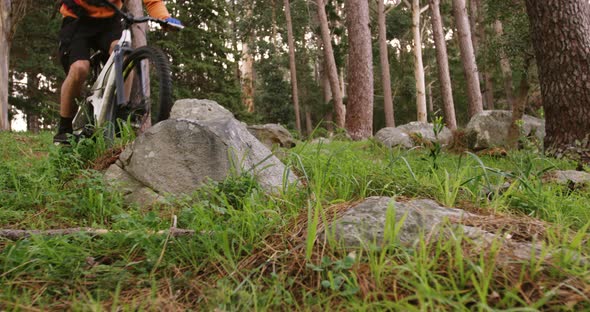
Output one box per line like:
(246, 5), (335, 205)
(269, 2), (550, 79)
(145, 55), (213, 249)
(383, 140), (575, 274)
(111, 45), (173, 137)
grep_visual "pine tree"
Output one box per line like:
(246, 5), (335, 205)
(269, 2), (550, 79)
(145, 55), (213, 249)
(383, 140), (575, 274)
(344, 0), (373, 139)
(525, 0), (590, 160)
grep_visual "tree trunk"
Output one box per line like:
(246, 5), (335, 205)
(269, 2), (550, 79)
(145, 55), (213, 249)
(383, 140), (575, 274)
(314, 9), (333, 135)
(344, 0), (373, 140)
(493, 19), (515, 109)
(411, 0), (427, 122)
(468, 0), (480, 52)
(241, 45), (255, 113)
(377, 0), (395, 127)
(525, 0), (590, 157)
(305, 110), (313, 136)
(0, 0), (11, 131)
(468, 0), (494, 110)
(241, 2), (255, 113)
(284, 0), (302, 134)
(231, 0), (241, 83)
(453, 0), (483, 117)
(340, 66), (346, 97)
(468, 0), (485, 108)
(320, 61), (334, 134)
(429, 0), (457, 130)
(26, 113), (40, 133)
(126, 0), (146, 48)
(316, 0), (345, 128)
(271, 0), (278, 49)
(507, 64), (530, 149)
(483, 74), (494, 109)
(427, 83), (434, 113)
(478, 6), (495, 110)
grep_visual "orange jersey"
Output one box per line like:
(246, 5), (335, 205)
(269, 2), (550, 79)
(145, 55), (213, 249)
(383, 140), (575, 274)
(60, 0), (170, 20)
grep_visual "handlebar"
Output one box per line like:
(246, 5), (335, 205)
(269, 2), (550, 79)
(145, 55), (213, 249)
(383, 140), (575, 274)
(101, 0), (184, 30)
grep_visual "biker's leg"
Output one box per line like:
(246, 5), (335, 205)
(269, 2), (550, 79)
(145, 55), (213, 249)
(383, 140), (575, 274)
(109, 40), (118, 54)
(60, 60), (90, 118)
(56, 16), (95, 143)
(55, 60), (91, 143)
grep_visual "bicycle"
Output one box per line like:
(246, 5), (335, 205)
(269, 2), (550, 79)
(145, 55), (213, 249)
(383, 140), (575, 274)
(71, 1), (184, 142)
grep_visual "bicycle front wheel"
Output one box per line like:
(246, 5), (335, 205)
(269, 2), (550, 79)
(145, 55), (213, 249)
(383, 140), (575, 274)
(113, 45), (174, 136)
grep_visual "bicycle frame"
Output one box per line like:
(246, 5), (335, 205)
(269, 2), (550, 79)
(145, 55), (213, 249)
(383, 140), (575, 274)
(70, 0), (181, 135)
(72, 28), (132, 132)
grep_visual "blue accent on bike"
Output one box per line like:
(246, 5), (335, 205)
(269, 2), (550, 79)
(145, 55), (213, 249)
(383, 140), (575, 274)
(165, 17), (184, 29)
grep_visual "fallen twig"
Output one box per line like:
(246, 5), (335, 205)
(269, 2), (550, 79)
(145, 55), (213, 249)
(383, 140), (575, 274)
(0, 227), (196, 241)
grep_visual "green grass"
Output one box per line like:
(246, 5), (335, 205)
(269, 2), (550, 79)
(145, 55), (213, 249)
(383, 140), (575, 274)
(1, 131), (589, 311)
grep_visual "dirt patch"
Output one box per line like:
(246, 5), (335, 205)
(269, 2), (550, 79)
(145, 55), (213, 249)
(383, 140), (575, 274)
(92, 147), (123, 171)
(454, 214), (551, 243)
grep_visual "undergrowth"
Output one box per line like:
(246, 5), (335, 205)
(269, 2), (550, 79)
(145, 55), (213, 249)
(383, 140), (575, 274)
(0, 131), (588, 311)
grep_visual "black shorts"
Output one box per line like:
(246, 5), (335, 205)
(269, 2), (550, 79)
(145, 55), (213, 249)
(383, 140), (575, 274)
(59, 16), (123, 74)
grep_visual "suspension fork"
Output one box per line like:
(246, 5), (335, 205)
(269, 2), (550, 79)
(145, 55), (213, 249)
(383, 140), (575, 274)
(113, 43), (127, 107)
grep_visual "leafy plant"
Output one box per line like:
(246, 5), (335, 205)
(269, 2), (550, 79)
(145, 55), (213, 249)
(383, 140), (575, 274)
(428, 116), (445, 169)
(307, 255), (359, 296)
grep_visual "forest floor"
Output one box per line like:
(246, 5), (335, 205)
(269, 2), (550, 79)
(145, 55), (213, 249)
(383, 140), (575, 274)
(1, 131), (589, 311)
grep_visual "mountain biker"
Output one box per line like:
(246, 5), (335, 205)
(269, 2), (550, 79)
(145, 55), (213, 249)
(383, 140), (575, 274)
(54, 0), (183, 144)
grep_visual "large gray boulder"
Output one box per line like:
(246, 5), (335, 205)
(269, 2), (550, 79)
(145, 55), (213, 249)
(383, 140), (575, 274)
(375, 127), (413, 148)
(397, 122), (453, 144)
(325, 197), (471, 246)
(169, 99), (234, 121)
(118, 118), (297, 195)
(247, 124), (296, 149)
(104, 164), (163, 206)
(324, 197), (543, 261)
(375, 122), (453, 148)
(465, 110), (545, 150)
(107, 99), (299, 201)
(543, 170), (590, 187)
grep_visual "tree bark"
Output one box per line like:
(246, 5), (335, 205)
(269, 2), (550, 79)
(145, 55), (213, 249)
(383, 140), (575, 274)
(493, 19), (515, 110)
(284, 0), (302, 135)
(525, 0), (590, 157)
(377, 0), (395, 127)
(344, 0), (373, 140)
(410, 0), (427, 122)
(453, 0), (483, 118)
(316, 0), (345, 128)
(429, 0), (457, 130)
(0, 0), (11, 131)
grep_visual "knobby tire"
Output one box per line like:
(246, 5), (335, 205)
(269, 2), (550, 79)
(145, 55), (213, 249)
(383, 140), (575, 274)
(107, 45), (173, 139)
